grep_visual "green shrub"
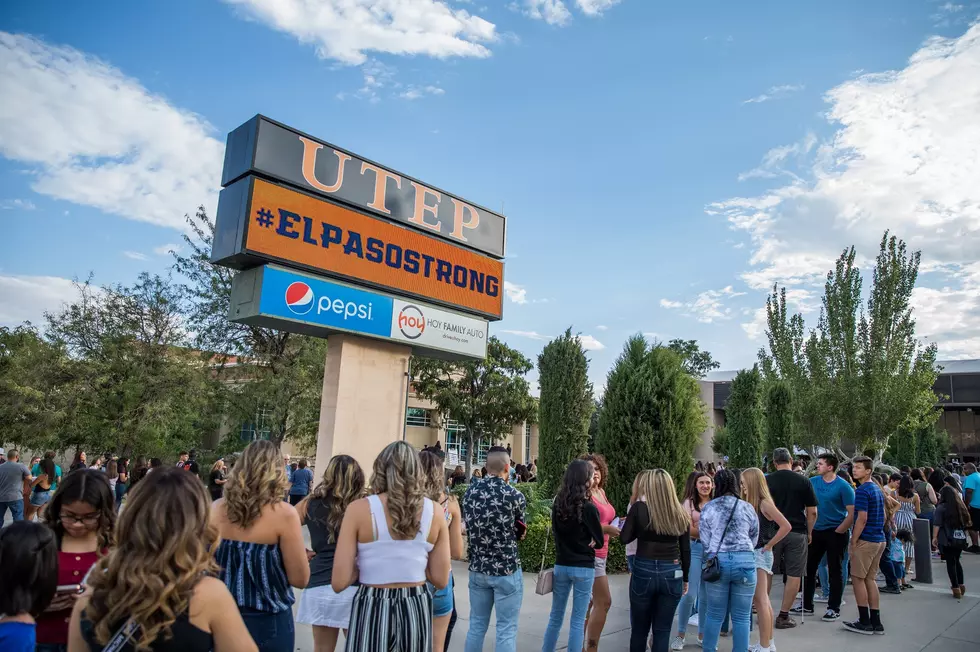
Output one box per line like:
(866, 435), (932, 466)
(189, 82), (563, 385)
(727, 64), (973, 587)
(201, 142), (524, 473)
(514, 482), (537, 504)
(450, 483), (469, 504)
(517, 499), (626, 574)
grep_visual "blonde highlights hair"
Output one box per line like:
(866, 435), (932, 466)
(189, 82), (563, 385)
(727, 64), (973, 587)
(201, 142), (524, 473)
(311, 455), (365, 542)
(418, 450), (447, 501)
(86, 468), (219, 650)
(740, 468), (772, 511)
(223, 440), (288, 528)
(635, 469), (690, 536)
(371, 441), (425, 540)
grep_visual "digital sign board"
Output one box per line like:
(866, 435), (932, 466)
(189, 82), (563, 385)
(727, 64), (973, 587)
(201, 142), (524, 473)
(213, 176), (504, 320)
(230, 264), (489, 360)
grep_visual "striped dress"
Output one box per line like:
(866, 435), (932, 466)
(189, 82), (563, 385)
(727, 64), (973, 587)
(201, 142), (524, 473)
(894, 499), (917, 560)
(215, 539), (295, 613)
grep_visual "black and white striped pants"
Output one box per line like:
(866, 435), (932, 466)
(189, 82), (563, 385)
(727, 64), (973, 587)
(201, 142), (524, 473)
(345, 585), (433, 652)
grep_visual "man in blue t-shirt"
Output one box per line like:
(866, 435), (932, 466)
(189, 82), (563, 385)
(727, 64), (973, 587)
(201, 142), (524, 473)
(844, 456), (886, 636)
(802, 453), (854, 620)
(288, 458), (314, 505)
(961, 463), (980, 552)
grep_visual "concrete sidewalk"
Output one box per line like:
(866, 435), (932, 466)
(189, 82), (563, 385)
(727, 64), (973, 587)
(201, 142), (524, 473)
(294, 553), (980, 651)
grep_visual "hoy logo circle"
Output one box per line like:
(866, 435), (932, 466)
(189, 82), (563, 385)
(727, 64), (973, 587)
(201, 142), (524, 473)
(397, 305), (426, 339)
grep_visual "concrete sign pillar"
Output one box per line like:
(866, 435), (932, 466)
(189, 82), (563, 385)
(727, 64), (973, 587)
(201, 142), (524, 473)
(313, 334), (412, 476)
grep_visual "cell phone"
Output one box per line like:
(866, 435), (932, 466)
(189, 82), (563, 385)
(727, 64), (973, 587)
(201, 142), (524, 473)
(515, 520), (527, 539)
(56, 584), (82, 594)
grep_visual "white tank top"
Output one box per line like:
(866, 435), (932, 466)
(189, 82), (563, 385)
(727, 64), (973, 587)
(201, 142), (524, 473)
(357, 494), (435, 585)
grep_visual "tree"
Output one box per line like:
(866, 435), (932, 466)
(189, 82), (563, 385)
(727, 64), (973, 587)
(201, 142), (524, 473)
(725, 367), (764, 468)
(711, 426), (729, 458)
(588, 398), (602, 452)
(667, 339), (721, 378)
(173, 207), (327, 449)
(536, 328), (595, 496)
(764, 380), (794, 453)
(759, 232), (940, 463)
(412, 337), (536, 474)
(886, 425), (918, 469)
(597, 336), (706, 510)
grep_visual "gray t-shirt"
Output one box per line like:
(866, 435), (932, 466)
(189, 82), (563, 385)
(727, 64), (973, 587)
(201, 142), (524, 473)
(0, 462), (30, 502)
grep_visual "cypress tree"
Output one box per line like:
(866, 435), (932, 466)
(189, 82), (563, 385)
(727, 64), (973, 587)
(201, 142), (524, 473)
(726, 367), (764, 469)
(764, 380), (794, 454)
(536, 328), (594, 496)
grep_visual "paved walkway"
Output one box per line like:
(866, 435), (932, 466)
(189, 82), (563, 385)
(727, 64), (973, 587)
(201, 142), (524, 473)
(293, 554), (980, 651)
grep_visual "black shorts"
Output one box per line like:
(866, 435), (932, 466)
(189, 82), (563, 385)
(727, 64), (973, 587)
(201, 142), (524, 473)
(969, 507), (980, 532)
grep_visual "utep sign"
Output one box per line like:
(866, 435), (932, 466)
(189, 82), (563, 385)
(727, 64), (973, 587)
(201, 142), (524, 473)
(221, 116), (506, 259)
(230, 265), (488, 360)
(213, 176), (504, 320)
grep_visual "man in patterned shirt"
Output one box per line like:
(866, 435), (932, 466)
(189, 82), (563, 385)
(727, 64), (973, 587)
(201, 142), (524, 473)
(462, 446), (527, 652)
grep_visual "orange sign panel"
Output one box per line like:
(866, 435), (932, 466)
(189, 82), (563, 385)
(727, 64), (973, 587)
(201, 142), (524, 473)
(243, 178), (504, 319)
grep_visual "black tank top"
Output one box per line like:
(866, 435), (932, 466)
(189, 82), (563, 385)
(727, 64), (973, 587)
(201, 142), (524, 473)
(80, 613), (212, 652)
(306, 497), (340, 589)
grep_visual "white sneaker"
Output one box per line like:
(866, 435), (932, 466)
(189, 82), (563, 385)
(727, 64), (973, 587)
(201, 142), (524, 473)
(695, 639), (703, 648)
(814, 594), (829, 603)
(688, 614), (699, 626)
(670, 636), (685, 650)
(748, 645), (771, 652)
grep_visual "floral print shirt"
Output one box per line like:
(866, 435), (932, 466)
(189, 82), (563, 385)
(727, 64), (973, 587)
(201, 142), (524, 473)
(699, 495), (760, 554)
(462, 476), (527, 575)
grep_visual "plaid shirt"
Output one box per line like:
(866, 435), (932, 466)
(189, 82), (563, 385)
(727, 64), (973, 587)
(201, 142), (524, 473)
(462, 476), (526, 576)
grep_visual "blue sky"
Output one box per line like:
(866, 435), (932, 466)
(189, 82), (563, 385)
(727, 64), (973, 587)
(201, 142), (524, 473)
(1, 0), (979, 392)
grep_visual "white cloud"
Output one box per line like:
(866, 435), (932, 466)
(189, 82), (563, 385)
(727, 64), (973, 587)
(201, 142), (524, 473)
(741, 307), (768, 341)
(123, 251), (148, 261)
(0, 33), (223, 231)
(596, 324), (609, 331)
(576, 334), (605, 350)
(743, 84), (805, 104)
(500, 329), (547, 340)
(521, 0), (572, 25)
(0, 275), (77, 326)
(660, 286), (746, 323)
(223, 0), (498, 65)
(400, 85), (446, 100)
(0, 199), (37, 210)
(503, 281), (528, 304)
(713, 22), (980, 359)
(153, 243), (182, 256)
(500, 329), (605, 350)
(574, 0), (623, 15)
(737, 132), (817, 181)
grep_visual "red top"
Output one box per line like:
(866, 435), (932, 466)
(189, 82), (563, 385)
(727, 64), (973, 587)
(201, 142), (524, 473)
(35, 550), (102, 644)
(592, 492), (617, 559)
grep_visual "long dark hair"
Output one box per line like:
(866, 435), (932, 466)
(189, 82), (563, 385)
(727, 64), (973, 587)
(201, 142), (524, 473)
(555, 460), (593, 523)
(43, 468), (116, 548)
(939, 485), (972, 529)
(898, 474), (915, 499)
(713, 469), (740, 499)
(0, 521), (58, 618)
(928, 469), (946, 495)
(683, 471), (711, 510)
(39, 457), (56, 481)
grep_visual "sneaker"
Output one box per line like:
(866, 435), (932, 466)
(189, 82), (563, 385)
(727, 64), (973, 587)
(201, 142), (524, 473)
(880, 585), (902, 595)
(694, 639), (703, 648)
(788, 606), (814, 616)
(822, 609), (840, 622)
(814, 594), (829, 603)
(842, 620), (875, 635)
(903, 583), (914, 589)
(688, 614), (699, 627)
(670, 636), (685, 650)
(748, 645), (772, 652)
(967, 544), (980, 554)
(873, 623), (885, 635)
(774, 614), (798, 629)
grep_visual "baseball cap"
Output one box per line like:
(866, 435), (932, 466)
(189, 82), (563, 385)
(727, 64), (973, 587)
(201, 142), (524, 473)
(0, 447), (5, 456)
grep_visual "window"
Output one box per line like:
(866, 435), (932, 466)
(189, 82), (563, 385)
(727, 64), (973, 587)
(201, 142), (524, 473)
(524, 421), (532, 464)
(444, 419), (490, 465)
(240, 407), (274, 442)
(406, 407), (432, 428)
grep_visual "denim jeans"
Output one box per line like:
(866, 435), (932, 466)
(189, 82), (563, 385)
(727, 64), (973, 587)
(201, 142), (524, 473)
(541, 564), (595, 652)
(701, 551), (756, 652)
(630, 558), (683, 652)
(465, 569), (523, 652)
(817, 546), (850, 597)
(0, 499), (24, 522)
(673, 539), (705, 638)
(240, 607), (295, 652)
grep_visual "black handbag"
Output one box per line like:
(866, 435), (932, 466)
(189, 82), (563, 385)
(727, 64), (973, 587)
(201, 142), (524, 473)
(702, 498), (738, 583)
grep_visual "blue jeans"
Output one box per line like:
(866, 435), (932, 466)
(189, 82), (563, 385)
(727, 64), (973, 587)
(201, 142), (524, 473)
(541, 565), (595, 652)
(465, 569), (523, 652)
(630, 558), (683, 652)
(701, 551), (756, 652)
(817, 548), (850, 598)
(674, 539), (705, 638)
(0, 499), (24, 522)
(239, 607), (294, 652)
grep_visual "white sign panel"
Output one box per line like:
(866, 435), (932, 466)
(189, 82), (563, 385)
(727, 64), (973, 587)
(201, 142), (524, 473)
(389, 298), (488, 359)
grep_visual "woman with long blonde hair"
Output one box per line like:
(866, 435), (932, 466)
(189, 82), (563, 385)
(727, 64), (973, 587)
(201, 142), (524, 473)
(332, 441), (451, 652)
(295, 455), (366, 652)
(67, 468), (255, 652)
(740, 468), (791, 652)
(620, 469), (691, 652)
(418, 450), (464, 652)
(211, 440), (309, 652)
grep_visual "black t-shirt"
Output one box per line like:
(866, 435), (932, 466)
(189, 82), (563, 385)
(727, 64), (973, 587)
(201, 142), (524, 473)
(766, 469), (817, 535)
(552, 501), (604, 568)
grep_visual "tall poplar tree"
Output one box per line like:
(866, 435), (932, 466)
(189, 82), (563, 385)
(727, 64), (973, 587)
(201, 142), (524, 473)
(725, 367), (764, 468)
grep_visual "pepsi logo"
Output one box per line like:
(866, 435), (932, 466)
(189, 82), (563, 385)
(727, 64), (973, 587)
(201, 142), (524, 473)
(284, 282), (314, 315)
(397, 305), (426, 339)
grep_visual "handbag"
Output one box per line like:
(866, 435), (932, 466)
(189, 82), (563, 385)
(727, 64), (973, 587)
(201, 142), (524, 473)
(950, 527), (969, 551)
(702, 498), (738, 583)
(535, 522), (554, 595)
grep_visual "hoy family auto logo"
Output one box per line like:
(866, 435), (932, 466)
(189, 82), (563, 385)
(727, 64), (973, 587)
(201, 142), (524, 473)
(284, 282), (315, 315)
(397, 305), (426, 339)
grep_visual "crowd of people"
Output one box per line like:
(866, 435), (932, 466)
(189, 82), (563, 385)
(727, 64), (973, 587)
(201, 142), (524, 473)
(0, 440), (977, 652)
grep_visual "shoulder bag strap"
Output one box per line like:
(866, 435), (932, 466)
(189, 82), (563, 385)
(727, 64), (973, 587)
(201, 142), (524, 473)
(103, 619), (140, 652)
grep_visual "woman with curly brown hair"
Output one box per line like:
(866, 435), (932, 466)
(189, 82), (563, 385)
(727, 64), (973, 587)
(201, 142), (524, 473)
(211, 440), (310, 652)
(580, 453), (621, 651)
(66, 468), (255, 652)
(332, 441), (451, 652)
(36, 469), (115, 652)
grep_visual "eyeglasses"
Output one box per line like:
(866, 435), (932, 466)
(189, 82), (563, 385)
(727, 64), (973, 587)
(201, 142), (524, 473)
(61, 513), (100, 525)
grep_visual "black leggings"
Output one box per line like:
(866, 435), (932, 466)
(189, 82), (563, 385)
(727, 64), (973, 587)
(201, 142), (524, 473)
(943, 546), (964, 587)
